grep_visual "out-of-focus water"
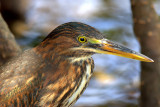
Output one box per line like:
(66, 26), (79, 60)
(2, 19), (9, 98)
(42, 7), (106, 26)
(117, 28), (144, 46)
(16, 0), (160, 106)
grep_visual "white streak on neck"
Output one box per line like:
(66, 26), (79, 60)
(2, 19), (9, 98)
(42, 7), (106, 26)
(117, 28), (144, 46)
(67, 64), (91, 106)
(69, 56), (91, 63)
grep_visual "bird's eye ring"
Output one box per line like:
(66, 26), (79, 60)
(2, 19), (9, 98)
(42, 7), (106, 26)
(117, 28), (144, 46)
(78, 36), (87, 43)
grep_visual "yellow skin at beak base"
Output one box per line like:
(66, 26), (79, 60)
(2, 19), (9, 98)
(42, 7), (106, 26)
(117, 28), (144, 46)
(87, 38), (154, 62)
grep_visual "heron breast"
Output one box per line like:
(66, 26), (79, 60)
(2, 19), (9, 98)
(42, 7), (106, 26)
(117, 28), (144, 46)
(67, 64), (92, 106)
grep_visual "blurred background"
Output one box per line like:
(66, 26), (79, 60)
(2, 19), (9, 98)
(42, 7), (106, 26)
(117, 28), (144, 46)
(0, 0), (160, 107)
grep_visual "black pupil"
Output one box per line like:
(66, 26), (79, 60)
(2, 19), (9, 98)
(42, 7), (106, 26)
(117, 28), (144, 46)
(80, 38), (85, 41)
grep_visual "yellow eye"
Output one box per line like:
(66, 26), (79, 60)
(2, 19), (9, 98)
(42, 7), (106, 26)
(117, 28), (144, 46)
(78, 36), (87, 43)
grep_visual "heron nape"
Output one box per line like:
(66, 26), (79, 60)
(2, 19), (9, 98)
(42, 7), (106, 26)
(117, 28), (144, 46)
(0, 22), (153, 107)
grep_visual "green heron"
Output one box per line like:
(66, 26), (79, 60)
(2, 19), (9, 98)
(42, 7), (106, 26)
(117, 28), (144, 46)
(0, 22), (153, 107)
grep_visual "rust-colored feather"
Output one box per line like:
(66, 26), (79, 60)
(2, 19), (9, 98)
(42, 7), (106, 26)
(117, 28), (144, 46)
(0, 22), (99, 106)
